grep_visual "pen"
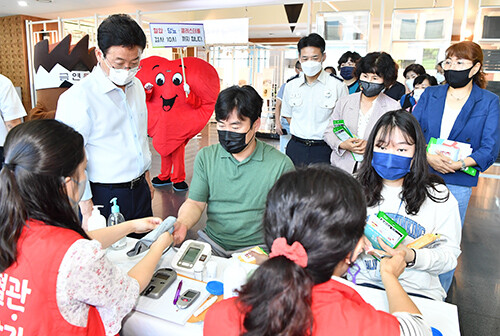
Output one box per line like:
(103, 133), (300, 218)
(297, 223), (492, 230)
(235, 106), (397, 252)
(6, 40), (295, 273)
(173, 280), (183, 305)
(193, 295), (218, 317)
(372, 251), (392, 260)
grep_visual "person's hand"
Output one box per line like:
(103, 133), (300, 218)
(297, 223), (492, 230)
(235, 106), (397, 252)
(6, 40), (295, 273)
(145, 171), (155, 200)
(427, 152), (456, 174)
(376, 238), (415, 263)
(172, 221), (188, 245)
(79, 199), (94, 231)
(150, 232), (173, 251)
(275, 119), (283, 135)
(129, 217), (162, 234)
(380, 250), (407, 279)
(340, 138), (366, 154)
(353, 139), (367, 154)
(362, 235), (374, 253)
(248, 251), (270, 265)
(148, 180), (155, 200)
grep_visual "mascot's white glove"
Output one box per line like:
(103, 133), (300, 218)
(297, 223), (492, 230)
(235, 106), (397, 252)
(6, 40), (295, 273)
(145, 82), (154, 91)
(183, 82), (190, 95)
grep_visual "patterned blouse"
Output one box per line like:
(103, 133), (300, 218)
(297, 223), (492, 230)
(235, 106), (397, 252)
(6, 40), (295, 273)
(56, 239), (140, 335)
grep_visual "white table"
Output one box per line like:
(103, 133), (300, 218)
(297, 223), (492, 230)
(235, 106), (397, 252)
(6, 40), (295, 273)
(107, 238), (460, 336)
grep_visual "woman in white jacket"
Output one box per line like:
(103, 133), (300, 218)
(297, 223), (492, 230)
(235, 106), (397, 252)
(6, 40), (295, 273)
(351, 109), (461, 301)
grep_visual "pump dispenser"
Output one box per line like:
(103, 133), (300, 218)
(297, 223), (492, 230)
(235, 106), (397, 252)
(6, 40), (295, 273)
(108, 197), (127, 250)
(87, 205), (106, 232)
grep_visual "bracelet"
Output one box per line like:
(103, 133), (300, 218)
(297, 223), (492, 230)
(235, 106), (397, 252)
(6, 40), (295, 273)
(406, 248), (416, 267)
(459, 159), (467, 171)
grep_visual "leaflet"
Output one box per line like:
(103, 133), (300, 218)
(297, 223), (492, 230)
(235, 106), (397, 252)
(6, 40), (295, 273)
(332, 120), (363, 162)
(364, 211), (407, 253)
(427, 137), (477, 176)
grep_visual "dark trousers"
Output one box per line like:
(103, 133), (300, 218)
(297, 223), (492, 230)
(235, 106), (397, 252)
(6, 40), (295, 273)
(90, 177), (152, 238)
(286, 137), (332, 167)
(0, 147), (3, 164)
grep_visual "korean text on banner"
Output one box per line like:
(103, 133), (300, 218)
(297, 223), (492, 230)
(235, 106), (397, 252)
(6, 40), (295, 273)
(149, 23), (206, 48)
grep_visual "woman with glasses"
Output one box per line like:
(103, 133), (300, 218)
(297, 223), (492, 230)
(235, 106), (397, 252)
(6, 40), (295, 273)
(413, 41), (499, 292)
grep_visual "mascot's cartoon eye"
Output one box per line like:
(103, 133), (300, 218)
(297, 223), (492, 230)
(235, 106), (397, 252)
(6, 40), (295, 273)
(155, 73), (165, 86)
(172, 73), (183, 86)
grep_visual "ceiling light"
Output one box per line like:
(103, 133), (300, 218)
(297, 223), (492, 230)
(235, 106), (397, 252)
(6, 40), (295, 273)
(18, 1), (28, 6)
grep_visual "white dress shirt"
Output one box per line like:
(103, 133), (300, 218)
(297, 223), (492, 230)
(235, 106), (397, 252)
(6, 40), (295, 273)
(0, 74), (26, 146)
(56, 65), (151, 200)
(281, 70), (348, 140)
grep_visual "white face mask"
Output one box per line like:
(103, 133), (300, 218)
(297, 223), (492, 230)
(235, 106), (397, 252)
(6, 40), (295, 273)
(435, 73), (445, 83)
(301, 61), (323, 77)
(405, 78), (415, 91)
(103, 57), (139, 86)
(413, 88), (425, 102)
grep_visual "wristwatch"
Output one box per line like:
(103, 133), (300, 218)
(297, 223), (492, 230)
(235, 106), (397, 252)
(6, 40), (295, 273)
(406, 248), (416, 267)
(459, 159), (467, 171)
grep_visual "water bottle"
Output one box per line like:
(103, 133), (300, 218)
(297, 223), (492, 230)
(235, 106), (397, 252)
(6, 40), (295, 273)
(108, 197), (127, 250)
(87, 205), (106, 232)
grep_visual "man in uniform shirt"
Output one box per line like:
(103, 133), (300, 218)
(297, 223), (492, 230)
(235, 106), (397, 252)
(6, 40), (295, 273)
(0, 74), (26, 162)
(56, 14), (154, 231)
(281, 33), (348, 166)
(172, 85), (294, 257)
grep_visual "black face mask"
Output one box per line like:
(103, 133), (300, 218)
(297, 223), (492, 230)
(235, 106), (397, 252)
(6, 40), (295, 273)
(359, 80), (385, 98)
(444, 67), (474, 89)
(218, 129), (253, 154)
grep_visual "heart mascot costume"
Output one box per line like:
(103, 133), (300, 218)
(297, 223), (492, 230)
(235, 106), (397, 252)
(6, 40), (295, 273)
(136, 56), (220, 191)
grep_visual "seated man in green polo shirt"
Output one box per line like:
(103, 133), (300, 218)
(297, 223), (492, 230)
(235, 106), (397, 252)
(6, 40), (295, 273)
(172, 85), (294, 257)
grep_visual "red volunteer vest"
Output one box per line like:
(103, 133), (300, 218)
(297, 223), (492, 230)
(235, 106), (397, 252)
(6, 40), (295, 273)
(0, 220), (106, 336)
(204, 278), (400, 336)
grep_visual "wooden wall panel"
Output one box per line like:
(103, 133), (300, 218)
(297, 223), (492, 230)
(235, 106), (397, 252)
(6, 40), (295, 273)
(0, 15), (48, 112)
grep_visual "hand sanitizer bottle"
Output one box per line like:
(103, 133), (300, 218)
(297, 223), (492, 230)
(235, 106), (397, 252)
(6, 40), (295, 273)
(87, 205), (106, 232)
(108, 197), (127, 250)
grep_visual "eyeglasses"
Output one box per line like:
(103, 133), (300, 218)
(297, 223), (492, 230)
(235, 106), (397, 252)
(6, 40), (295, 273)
(442, 58), (474, 71)
(104, 56), (141, 71)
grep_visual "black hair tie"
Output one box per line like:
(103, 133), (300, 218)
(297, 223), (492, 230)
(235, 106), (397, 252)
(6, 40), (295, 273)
(2, 162), (16, 171)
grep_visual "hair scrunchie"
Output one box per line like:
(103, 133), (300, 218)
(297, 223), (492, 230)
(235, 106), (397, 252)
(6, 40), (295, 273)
(269, 237), (308, 268)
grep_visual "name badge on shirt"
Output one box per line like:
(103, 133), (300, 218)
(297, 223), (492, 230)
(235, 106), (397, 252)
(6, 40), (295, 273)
(321, 89), (335, 108)
(289, 92), (302, 107)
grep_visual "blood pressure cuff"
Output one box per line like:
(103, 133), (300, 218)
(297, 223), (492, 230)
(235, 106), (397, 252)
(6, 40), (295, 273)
(127, 216), (176, 257)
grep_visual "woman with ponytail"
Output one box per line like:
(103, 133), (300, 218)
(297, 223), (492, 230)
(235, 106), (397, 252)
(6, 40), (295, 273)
(0, 120), (172, 336)
(204, 165), (431, 336)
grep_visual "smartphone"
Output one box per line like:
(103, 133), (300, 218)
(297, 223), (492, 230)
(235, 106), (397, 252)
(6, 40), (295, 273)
(175, 289), (200, 309)
(142, 268), (177, 299)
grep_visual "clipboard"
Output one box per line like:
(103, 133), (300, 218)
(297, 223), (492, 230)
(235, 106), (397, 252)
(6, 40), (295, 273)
(134, 274), (210, 325)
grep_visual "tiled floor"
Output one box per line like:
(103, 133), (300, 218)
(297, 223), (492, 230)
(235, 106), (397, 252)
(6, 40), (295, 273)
(149, 122), (500, 336)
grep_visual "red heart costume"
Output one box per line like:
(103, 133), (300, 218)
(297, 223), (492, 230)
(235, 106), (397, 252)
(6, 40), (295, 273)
(136, 56), (219, 188)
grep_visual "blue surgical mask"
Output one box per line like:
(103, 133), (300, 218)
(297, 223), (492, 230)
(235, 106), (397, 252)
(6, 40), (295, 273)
(340, 66), (355, 80)
(371, 152), (412, 181)
(435, 73), (445, 84)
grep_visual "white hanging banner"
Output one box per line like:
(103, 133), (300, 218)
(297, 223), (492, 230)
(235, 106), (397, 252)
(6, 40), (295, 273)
(149, 23), (205, 48)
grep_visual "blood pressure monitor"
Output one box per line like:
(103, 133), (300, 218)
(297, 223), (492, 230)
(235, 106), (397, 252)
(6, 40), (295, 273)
(171, 240), (212, 276)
